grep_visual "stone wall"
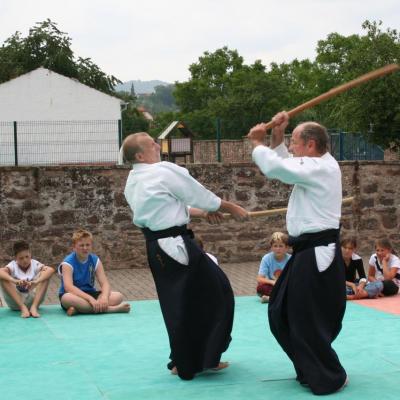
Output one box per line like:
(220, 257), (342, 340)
(0, 161), (399, 269)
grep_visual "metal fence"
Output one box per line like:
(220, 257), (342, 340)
(0, 120), (122, 166)
(329, 131), (384, 161)
(0, 121), (384, 166)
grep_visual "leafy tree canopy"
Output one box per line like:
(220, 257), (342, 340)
(0, 19), (120, 95)
(315, 20), (400, 148)
(173, 21), (400, 148)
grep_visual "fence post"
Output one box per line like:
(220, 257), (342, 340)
(339, 131), (344, 161)
(118, 119), (122, 149)
(13, 121), (18, 166)
(216, 118), (221, 162)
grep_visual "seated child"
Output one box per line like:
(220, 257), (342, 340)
(347, 238), (400, 300)
(257, 232), (291, 303)
(0, 240), (54, 318)
(341, 237), (367, 300)
(58, 228), (131, 316)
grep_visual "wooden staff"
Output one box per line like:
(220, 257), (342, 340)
(213, 196), (353, 220)
(261, 64), (399, 131)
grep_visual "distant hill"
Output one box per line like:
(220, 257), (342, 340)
(115, 80), (171, 94)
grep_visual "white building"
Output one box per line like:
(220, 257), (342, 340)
(0, 67), (123, 165)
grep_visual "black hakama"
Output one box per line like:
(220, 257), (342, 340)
(268, 229), (347, 395)
(142, 226), (234, 380)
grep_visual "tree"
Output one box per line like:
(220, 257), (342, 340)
(121, 103), (149, 139)
(316, 20), (400, 149)
(0, 19), (120, 94)
(175, 47), (244, 114)
(114, 91), (149, 139)
(174, 47), (288, 138)
(137, 84), (178, 114)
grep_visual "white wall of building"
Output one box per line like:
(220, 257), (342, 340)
(0, 68), (122, 166)
(0, 67), (121, 120)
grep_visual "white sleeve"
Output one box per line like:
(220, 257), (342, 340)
(32, 259), (44, 275)
(5, 261), (16, 277)
(252, 145), (327, 187)
(368, 254), (376, 267)
(273, 142), (291, 158)
(161, 162), (221, 211)
(389, 255), (400, 269)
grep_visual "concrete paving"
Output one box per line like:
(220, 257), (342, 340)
(41, 261), (260, 305)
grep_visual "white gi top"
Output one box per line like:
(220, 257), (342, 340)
(252, 142), (342, 271)
(124, 161), (222, 265)
(124, 161), (221, 231)
(252, 143), (342, 237)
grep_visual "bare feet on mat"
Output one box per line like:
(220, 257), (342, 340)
(116, 303), (131, 313)
(30, 306), (40, 318)
(211, 361), (229, 371)
(171, 366), (178, 375)
(20, 305), (31, 318)
(67, 306), (77, 316)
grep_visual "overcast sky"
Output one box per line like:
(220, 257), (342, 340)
(0, 0), (398, 83)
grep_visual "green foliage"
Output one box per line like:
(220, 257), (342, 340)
(174, 47), (287, 138)
(114, 91), (149, 139)
(121, 104), (149, 139)
(173, 22), (400, 149)
(149, 111), (181, 137)
(0, 19), (120, 94)
(316, 20), (400, 148)
(137, 84), (178, 114)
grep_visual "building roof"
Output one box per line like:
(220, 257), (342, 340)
(0, 67), (123, 105)
(158, 121), (193, 139)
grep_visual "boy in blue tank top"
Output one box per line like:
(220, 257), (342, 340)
(58, 229), (131, 316)
(256, 232), (291, 303)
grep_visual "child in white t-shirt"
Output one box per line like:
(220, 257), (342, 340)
(0, 241), (54, 318)
(350, 238), (400, 299)
(368, 238), (399, 294)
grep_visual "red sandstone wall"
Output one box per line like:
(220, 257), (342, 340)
(0, 161), (399, 269)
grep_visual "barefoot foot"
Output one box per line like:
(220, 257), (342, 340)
(171, 366), (178, 375)
(66, 306), (77, 316)
(30, 306), (41, 318)
(20, 305), (31, 318)
(211, 361), (229, 371)
(113, 303), (131, 313)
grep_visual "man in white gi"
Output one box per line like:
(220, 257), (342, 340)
(248, 112), (347, 395)
(123, 132), (248, 380)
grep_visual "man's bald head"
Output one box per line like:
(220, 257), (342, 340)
(122, 132), (161, 164)
(122, 132), (149, 163)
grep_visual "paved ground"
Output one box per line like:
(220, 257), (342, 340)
(41, 261), (260, 305)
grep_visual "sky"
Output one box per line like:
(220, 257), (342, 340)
(0, 0), (398, 83)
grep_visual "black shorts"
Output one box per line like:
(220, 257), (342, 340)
(59, 290), (102, 311)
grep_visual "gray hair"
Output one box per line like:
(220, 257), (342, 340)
(298, 122), (329, 154)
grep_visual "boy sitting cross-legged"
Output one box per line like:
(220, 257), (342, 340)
(58, 229), (131, 316)
(0, 240), (54, 318)
(256, 232), (291, 303)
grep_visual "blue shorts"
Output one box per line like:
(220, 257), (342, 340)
(364, 281), (383, 298)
